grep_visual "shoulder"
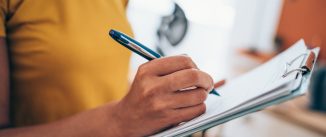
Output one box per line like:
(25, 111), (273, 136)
(122, 0), (129, 7)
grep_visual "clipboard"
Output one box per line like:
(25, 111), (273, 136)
(175, 48), (319, 137)
(152, 40), (320, 137)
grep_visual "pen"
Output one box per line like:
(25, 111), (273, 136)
(109, 29), (220, 96)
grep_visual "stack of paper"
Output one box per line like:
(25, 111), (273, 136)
(152, 40), (319, 137)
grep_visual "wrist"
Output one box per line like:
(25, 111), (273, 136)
(71, 101), (127, 137)
(104, 101), (127, 137)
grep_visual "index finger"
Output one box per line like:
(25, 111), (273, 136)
(142, 55), (198, 76)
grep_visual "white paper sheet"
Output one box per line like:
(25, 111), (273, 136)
(152, 40), (308, 137)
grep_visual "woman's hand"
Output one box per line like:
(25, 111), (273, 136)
(111, 55), (214, 136)
(0, 55), (215, 137)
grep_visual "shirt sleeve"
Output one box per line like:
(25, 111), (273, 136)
(0, 0), (7, 37)
(122, 0), (129, 8)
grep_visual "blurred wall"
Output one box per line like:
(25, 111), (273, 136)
(276, 0), (326, 62)
(230, 0), (283, 52)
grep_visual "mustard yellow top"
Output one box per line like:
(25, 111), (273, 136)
(0, 0), (132, 126)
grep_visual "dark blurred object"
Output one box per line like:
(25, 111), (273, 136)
(156, 3), (188, 56)
(157, 3), (188, 46)
(276, 0), (326, 63)
(310, 66), (326, 112)
(274, 35), (284, 52)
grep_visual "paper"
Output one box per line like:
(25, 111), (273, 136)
(152, 40), (311, 137)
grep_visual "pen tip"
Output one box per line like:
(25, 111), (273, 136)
(210, 89), (220, 96)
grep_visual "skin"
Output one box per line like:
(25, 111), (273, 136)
(0, 37), (221, 137)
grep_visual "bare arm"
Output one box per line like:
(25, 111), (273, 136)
(0, 53), (214, 136)
(0, 102), (124, 137)
(0, 38), (9, 128)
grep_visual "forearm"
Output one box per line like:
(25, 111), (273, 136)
(0, 102), (122, 137)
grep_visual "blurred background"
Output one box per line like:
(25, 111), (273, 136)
(126, 0), (326, 136)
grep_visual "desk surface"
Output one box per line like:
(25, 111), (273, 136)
(194, 111), (324, 137)
(236, 50), (326, 135)
(268, 96), (326, 135)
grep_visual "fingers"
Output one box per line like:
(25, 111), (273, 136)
(139, 55), (198, 76)
(167, 88), (208, 109)
(162, 69), (214, 92)
(171, 103), (206, 124)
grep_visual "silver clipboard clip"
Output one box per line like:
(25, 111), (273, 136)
(282, 51), (316, 78)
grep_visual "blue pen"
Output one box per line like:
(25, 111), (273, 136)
(109, 29), (220, 96)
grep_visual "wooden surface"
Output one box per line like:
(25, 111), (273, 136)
(194, 111), (325, 137)
(238, 50), (326, 136)
(267, 96), (326, 135)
